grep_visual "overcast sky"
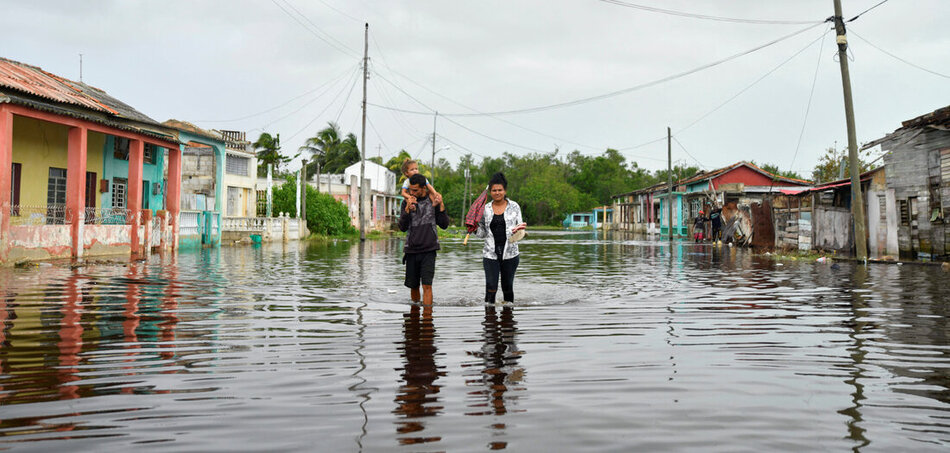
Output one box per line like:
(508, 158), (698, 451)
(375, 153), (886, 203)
(3, 0), (948, 177)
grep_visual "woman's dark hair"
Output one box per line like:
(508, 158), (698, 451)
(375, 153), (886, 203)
(489, 172), (507, 190)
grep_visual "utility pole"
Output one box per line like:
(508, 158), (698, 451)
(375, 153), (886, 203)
(667, 127), (673, 242)
(833, 0), (868, 261)
(78, 53), (83, 83)
(461, 166), (470, 222)
(315, 163), (321, 193)
(359, 23), (369, 242)
(431, 112), (438, 178)
(300, 158), (307, 222)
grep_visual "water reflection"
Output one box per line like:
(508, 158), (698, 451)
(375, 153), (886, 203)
(464, 306), (525, 450)
(393, 304), (444, 446)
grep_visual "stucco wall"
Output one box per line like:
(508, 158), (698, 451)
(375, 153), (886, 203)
(102, 135), (166, 211)
(10, 116), (105, 209)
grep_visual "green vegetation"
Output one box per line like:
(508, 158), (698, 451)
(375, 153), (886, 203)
(270, 175), (357, 237)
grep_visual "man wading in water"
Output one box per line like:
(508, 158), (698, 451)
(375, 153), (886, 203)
(399, 173), (449, 305)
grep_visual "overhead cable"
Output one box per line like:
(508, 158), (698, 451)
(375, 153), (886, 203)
(597, 0), (824, 25)
(270, 0), (360, 58)
(677, 27), (832, 135)
(369, 21), (828, 117)
(850, 29), (950, 79)
(787, 29), (830, 179)
(847, 0), (890, 22)
(195, 63), (358, 123)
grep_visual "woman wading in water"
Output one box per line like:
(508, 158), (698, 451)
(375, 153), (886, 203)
(476, 173), (527, 303)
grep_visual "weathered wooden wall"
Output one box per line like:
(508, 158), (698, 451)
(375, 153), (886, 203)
(883, 128), (950, 259)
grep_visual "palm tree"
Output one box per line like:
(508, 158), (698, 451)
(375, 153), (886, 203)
(299, 122), (361, 176)
(253, 132), (289, 177)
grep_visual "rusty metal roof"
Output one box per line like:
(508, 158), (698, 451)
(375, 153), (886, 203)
(0, 56), (180, 143)
(0, 56), (164, 125)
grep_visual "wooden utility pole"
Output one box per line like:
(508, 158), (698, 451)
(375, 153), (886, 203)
(359, 23), (369, 242)
(667, 127), (673, 242)
(431, 112), (438, 175)
(833, 0), (868, 261)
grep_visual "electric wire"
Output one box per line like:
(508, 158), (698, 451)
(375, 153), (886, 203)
(334, 65), (361, 124)
(849, 29), (950, 79)
(677, 27), (832, 135)
(368, 21), (828, 117)
(597, 0), (824, 25)
(672, 136), (706, 170)
(282, 64), (363, 142)
(847, 0), (890, 22)
(193, 63), (358, 123)
(787, 28), (829, 179)
(260, 64), (360, 131)
(271, 0), (360, 58)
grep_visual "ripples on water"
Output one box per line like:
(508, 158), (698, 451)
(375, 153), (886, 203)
(0, 231), (948, 451)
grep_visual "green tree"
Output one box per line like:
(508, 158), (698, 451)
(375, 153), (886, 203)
(810, 146), (879, 183)
(299, 122), (360, 177)
(253, 132), (291, 177)
(269, 174), (356, 236)
(752, 162), (805, 181)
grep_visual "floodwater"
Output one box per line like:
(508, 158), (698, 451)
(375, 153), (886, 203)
(1, 231), (948, 452)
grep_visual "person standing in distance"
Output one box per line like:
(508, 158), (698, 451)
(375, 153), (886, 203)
(476, 172), (527, 304)
(399, 173), (450, 306)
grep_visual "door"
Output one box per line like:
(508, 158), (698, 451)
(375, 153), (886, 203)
(10, 163), (21, 217)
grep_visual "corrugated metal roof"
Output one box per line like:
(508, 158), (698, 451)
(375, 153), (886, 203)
(0, 56), (162, 127)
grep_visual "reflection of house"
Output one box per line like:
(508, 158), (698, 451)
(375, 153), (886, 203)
(866, 105), (950, 260)
(612, 162), (811, 239)
(1, 56), (183, 264)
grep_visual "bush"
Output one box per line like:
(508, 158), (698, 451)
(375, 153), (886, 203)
(268, 176), (356, 236)
(305, 186), (356, 236)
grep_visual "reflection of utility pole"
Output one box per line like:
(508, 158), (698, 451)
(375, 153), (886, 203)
(359, 23), (369, 242)
(833, 0), (867, 261)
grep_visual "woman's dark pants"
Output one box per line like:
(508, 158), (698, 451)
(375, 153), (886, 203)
(483, 256), (520, 302)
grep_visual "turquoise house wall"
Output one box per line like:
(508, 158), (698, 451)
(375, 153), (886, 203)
(657, 193), (687, 236)
(101, 135), (166, 210)
(175, 130), (226, 218)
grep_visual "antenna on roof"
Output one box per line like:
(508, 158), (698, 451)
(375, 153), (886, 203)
(78, 53), (83, 83)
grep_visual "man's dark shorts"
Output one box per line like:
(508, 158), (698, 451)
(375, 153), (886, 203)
(404, 251), (436, 288)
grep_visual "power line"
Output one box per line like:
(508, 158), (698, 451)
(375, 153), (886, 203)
(440, 115), (553, 154)
(369, 21), (827, 117)
(787, 29), (829, 178)
(849, 29), (949, 79)
(847, 0), (889, 22)
(334, 64), (361, 124)
(193, 63), (358, 123)
(283, 65), (363, 142)
(672, 136), (706, 170)
(597, 0), (824, 25)
(261, 64), (360, 131)
(677, 27), (832, 135)
(270, 0), (360, 58)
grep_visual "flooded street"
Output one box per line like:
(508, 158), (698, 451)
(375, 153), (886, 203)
(1, 231), (948, 451)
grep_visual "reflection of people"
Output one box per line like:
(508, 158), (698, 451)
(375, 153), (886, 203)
(465, 306), (524, 448)
(394, 305), (443, 446)
(399, 173), (450, 305)
(475, 173), (526, 304)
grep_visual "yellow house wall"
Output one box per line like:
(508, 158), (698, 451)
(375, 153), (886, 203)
(11, 116), (106, 208)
